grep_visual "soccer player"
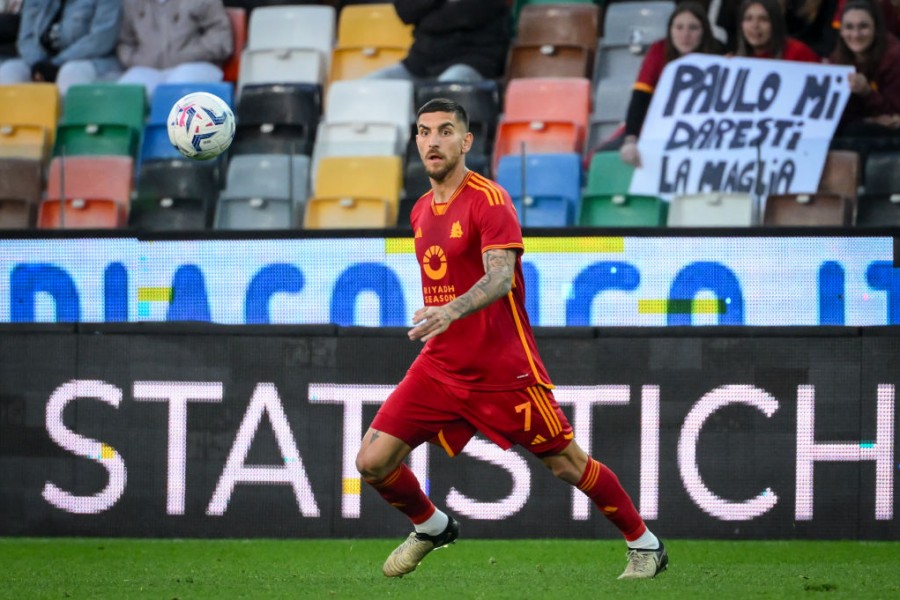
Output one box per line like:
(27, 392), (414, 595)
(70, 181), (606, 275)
(354, 98), (667, 580)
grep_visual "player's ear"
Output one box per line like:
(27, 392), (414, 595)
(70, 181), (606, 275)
(462, 130), (473, 154)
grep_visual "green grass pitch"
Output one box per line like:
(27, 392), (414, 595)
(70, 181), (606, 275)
(2, 538), (898, 599)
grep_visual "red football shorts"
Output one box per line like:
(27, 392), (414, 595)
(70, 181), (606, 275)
(371, 365), (574, 458)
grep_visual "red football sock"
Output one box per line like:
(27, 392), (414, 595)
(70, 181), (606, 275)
(366, 464), (436, 524)
(577, 458), (647, 541)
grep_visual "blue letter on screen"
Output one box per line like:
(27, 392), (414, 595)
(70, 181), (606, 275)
(245, 264), (304, 324)
(167, 265), (211, 322)
(331, 263), (406, 326)
(566, 262), (640, 326)
(818, 261), (844, 325)
(668, 262), (744, 325)
(104, 262), (128, 322)
(10, 264), (80, 322)
(523, 262), (539, 323)
(866, 261), (900, 324)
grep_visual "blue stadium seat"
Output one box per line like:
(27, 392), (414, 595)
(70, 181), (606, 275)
(496, 152), (582, 227)
(148, 82), (235, 124)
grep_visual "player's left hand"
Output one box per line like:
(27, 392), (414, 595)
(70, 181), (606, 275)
(408, 306), (454, 342)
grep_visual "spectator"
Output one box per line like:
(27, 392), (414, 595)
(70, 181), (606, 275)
(735, 0), (822, 62)
(832, 0), (899, 36)
(619, 1), (720, 167)
(0, 0), (123, 95)
(831, 0), (900, 142)
(0, 0), (22, 64)
(366, 0), (509, 83)
(117, 0), (232, 97)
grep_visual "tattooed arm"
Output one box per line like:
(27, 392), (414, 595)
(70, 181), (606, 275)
(408, 248), (517, 342)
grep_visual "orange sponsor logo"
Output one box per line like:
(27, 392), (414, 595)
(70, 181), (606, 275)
(422, 245), (447, 280)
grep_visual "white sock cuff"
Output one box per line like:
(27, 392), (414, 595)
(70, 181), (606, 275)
(415, 509), (449, 536)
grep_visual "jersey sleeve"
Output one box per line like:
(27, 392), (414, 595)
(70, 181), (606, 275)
(473, 183), (524, 255)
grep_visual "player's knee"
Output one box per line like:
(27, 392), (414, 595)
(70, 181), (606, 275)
(355, 448), (392, 482)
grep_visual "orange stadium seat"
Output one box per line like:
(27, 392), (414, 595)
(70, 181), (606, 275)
(493, 77), (591, 171)
(46, 156), (134, 221)
(223, 7), (247, 83)
(37, 198), (123, 229)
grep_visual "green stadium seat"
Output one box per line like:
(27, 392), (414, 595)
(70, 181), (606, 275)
(54, 84), (147, 157)
(579, 194), (667, 227)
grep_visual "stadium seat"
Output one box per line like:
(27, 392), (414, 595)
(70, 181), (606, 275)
(55, 84), (147, 157)
(214, 196), (296, 229)
(863, 151), (900, 195)
(0, 83), (59, 159)
(0, 158), (43, 228)
(818, 150), (859, 203)
(232, 83), (321, 156)
(37, 198), (123, 229)
(516, 3), (599, 51)
(215, 154), (310, 229)
(238, 5), (336, 90)
(329, 3), (412, 84)
(593, 44), (646, 84)
(493, 77), (591, 171)
(855, 193), (900, 226)
(589, 80), (632, 146)
(131, 159), (220, 230)
(223, 7), (247, 84)
(335, 3), (412, 49)
(415, 80), (500, 156)
(579, 193), (668, 226)
(507, 3), (599, 81)
(506, 45), (593, 81)
(149, 82), (235, 124)
(46, 156), (134, 220)
(667, 193), (755, 226)
(511, 0), (596, 28)
(601, 1), (674, 47)
(584, 151), (635, 196)
(329, 47), (409, 85)
(762, 193), (853, 226)
(324, 79), (414, 146)
(496, 153), (581, 227)
(305, 155), (403, 228)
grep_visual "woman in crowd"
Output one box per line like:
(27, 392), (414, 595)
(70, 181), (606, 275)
(830, 0), (900, 139)
(0, 0), (122, 94)
(735, 0), (821, 62)
(619, 1), (719, 167)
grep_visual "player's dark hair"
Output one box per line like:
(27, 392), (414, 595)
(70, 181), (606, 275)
(416, 98), (469, 131)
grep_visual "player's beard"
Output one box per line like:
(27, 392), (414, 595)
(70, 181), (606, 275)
(424, 152), (460, 183)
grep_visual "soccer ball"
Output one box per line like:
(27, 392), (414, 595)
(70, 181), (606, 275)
(167, 92), (235, 160)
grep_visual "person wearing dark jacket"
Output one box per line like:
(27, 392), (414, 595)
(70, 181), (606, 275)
(366, 0), (509, 82)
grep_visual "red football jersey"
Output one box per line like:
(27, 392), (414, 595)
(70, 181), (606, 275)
(409, 170), (553, 391)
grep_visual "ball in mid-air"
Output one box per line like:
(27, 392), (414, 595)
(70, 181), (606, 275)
(167, 92), (235, 160)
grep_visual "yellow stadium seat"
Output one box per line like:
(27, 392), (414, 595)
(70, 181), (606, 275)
(336, 3), (412, 49)
(305, 155), (402, 228)
(0, 83), (60, 159)
(329, 4), (412, 84)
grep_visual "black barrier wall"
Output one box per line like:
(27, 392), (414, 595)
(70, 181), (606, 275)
(0, 324), (896, 540)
